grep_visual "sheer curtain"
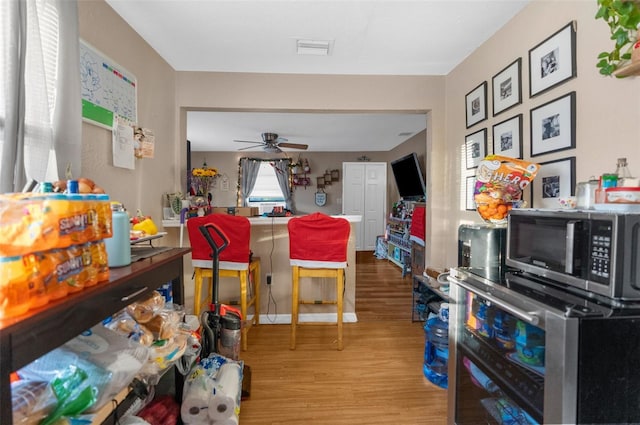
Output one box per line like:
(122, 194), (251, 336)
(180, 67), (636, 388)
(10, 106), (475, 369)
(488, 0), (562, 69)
(239, 157), (261, 206)
(0, 0), (81, 193)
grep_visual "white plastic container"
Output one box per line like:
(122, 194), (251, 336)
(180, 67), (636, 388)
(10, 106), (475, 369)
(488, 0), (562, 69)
(605, 187), (640, 204)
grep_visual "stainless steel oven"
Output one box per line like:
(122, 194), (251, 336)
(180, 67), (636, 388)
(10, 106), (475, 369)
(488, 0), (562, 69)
(447, 267), (640, 424)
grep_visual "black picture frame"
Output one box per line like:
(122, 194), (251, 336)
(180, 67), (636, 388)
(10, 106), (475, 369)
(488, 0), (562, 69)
(492, 58), (522, 116)
(466, 176), (477, 211)
(531, 156), (576, 209)
(530, 91), (576, 157)
(465, 81), (487, 128)
(492, 114), (523, 159)
(465, 128), (487, 169)
(528, 21), (577, 98)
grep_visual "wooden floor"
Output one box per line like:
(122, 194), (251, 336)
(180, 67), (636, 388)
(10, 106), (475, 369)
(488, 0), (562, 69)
(239, 252), (448, 425)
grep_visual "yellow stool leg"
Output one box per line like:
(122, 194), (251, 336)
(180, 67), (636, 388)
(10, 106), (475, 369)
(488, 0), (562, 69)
(194, 267), (203, 317)
(290, 265), (300, 350)
(337, 269), (344, 351)
(239, 271), (248, 351)
(252, 261), (260, 325)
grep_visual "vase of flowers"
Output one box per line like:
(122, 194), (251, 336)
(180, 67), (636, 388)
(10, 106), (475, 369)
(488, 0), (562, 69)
(190, 162), (218, 198)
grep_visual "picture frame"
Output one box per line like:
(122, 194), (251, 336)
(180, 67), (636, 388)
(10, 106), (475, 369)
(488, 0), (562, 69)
(465, 128), (487, 169)
(528, 21), (577, 97)
(465, 81), (487, 128)
(531, 156), (576, 209)
(466, 176), (477, 211)
(492, 114), (523, 159)
(492, 58), (522, 116)
(530, 91), (576, 157)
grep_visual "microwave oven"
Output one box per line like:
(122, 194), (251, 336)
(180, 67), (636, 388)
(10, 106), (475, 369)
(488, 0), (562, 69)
(506, 209), (640, 301)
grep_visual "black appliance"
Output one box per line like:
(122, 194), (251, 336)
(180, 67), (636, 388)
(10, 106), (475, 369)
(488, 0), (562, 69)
(458, 224), (507, 282)
(447, 211), (640, 424)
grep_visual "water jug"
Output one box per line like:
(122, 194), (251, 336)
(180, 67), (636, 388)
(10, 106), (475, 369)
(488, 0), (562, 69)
(423, 314), (449, 389)
(104, 202), (131, 267)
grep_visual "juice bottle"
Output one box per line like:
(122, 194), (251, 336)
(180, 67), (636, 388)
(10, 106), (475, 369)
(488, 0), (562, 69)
(23, 253), (50, 310)
(81, 243), (98, 287)
(38, 250), (67, 301)
(83, 194), (99, 242)
(54, 247), (84, 294)
(0, 255), (31, 319)
(67, 194), (88, 245)
(96, 194), (112, 239)
(91, 240), (110, 283)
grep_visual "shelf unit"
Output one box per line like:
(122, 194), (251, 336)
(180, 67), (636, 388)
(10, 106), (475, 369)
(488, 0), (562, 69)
(386, 216), (412, 276)
(0, 248), (190, 424)
(412, 273), (450, 322)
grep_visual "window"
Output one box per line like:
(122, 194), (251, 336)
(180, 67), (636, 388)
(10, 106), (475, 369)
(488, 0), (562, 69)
(247, 162), (286, 214)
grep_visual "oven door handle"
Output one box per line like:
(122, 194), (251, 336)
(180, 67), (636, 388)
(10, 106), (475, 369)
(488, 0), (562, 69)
(452, 278), (540, 326)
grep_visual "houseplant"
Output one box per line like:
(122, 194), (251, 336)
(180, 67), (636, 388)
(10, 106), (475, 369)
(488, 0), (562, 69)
(595, 0), (640, 76)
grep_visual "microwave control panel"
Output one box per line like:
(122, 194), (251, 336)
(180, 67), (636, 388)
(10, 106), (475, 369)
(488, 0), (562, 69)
(588, 221), (613, 285)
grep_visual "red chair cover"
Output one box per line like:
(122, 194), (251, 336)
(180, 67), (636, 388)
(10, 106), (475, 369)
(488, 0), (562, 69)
(288, 212), (350, 264)
(187, 214), (252, 267)
(410, 206), (426, 246)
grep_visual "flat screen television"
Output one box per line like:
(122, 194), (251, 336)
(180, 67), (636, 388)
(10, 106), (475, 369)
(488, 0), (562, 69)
(390, 152), (426, 201)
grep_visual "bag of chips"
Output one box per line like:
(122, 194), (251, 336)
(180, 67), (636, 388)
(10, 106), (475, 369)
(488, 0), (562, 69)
(474, 155), (540, 225)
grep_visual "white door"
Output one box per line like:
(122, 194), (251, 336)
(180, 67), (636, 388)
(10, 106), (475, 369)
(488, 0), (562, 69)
(342, 162), (386, 251)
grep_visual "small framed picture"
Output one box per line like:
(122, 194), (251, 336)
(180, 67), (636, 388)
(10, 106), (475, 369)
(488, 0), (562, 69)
(529, 21), (577, 97)
(531, 156), (576, 208)
(466, 176), (477, 211)
(530, 91), (576, 157)
(465, 81), (487, 128)
(492, 58), (522, 116)
(492, 114), (523, 159)
(465, 128), (487, 169)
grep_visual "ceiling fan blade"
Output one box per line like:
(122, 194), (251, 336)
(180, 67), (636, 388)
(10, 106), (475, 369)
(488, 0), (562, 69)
(237, 144), (261, 151)
(278, 142), (308, 150)
(233, 139), (263, 144)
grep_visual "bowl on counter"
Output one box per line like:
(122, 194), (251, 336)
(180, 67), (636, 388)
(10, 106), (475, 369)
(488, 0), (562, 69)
(557, 196), (577, 209)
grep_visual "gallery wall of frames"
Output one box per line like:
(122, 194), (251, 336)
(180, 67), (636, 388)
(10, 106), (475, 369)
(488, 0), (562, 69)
(463, 21), (578, 211)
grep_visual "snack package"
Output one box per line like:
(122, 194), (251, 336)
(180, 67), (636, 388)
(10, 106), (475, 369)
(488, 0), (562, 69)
(474, 155), (540, 225)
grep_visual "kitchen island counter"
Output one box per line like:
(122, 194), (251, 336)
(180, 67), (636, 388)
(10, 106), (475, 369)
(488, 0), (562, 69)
(162, 214), (361, 323)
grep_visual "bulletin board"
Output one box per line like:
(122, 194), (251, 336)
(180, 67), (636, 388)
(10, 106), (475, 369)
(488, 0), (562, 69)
(80, 39), (137, 129)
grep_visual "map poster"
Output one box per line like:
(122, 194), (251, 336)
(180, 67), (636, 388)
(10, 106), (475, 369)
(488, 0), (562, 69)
(80, 39), (137, 129)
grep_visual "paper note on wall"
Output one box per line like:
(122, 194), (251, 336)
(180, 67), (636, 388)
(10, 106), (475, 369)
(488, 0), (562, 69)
(113, 116), (135, 169)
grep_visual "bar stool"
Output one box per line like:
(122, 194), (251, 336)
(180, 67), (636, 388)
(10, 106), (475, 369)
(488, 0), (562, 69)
(287, 212), (350, 350)
(187, 214), (260, 351)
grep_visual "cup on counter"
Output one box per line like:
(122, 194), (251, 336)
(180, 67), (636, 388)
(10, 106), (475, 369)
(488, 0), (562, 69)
(163, 207), (175, 220)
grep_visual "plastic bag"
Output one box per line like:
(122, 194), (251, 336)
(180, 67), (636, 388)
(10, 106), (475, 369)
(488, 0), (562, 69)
(474, 155), (540, 225)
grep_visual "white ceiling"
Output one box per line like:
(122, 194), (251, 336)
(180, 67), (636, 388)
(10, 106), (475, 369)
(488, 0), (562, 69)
(105, 0), (531, 152)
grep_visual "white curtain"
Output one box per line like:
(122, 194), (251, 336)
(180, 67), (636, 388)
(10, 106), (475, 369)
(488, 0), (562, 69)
(0, 0), (81, 193)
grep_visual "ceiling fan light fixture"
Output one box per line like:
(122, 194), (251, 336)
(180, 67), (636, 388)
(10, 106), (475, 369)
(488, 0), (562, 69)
(296, 39), (330, 56)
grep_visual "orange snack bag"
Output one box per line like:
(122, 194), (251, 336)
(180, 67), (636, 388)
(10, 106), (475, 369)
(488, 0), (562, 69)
(474, 155), (540, 225)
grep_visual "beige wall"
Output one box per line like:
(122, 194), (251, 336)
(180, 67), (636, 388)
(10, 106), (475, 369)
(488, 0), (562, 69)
(437, 0), (640, 270)
(78, 1), (178, 223)
(79, 0), (640, 285)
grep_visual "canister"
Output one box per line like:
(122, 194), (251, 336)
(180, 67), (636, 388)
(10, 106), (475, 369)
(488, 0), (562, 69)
(104, 202), (131, 267)
(576, 179), (599, 209)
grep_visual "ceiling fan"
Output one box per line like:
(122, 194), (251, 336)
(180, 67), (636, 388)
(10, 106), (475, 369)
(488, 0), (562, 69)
(234, 132), (308, 153)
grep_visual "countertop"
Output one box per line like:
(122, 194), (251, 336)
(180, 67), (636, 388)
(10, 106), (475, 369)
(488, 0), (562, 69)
(162, 214), (362, 228)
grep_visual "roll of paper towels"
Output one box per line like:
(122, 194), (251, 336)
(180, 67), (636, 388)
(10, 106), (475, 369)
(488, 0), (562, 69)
(181, 374), (213, 424)
(208, 363), (241, 421)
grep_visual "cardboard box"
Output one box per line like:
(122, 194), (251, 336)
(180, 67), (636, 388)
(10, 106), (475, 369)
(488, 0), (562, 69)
(212, 207), (259, 217)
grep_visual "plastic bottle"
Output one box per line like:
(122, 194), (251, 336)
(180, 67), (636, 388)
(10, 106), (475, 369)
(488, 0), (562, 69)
(423, 308), (449, 389)
(615, 157), (636, 187)
(104, 202), (131, 267)
(0, 256), (31, 319)
(24, 253), (49, 310)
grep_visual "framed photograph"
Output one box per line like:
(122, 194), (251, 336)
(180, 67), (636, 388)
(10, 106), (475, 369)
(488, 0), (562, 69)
(465, 81), (487, 128)
(492, 114), (523, 159)
(531, 156), (576, 209)
(492, 58), (522, 116)
(466, 176), (477, 211)
(529, 21), (577, 97)
(530, 91), (576, 157)
(465, 128), (487, 169)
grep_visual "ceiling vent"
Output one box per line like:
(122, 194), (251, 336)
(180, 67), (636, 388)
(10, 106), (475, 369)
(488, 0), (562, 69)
(296, 39), (331, 56)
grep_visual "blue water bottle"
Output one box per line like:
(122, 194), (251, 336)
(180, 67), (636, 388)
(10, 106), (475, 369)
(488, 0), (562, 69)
(104, 202), (131, 267)
(423, 304), (449, 389)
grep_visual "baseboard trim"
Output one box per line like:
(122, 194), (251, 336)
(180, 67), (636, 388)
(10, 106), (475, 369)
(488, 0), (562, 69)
(257, 312), (358, 324)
